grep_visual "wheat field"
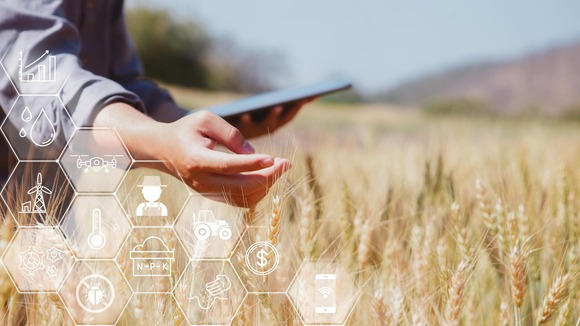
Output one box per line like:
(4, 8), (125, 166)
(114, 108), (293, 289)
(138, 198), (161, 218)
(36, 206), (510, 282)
(0, 90), (579, 325)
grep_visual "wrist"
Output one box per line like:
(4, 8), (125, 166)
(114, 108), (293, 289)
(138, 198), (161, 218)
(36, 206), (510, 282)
(93, 102), (168, 160)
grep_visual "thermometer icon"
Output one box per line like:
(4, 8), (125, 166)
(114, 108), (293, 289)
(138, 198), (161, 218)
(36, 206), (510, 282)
(87, 208), (106, 250)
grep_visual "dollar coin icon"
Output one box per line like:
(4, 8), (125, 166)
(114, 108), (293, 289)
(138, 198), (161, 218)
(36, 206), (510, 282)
(245, 241), (280, 275)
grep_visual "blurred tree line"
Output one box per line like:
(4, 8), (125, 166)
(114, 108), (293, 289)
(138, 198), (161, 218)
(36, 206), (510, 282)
(125, 7), (285, 93)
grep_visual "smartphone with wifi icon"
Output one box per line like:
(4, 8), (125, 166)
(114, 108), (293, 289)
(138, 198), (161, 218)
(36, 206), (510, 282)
(315, 274), (336, 314)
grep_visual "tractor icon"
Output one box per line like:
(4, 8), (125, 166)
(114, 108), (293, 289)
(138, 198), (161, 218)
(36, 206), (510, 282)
(192, 210), (232, 241)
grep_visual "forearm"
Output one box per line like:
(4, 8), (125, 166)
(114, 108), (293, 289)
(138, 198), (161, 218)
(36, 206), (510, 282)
(93, 102), (166, 160)
(147, 101), (188, 123)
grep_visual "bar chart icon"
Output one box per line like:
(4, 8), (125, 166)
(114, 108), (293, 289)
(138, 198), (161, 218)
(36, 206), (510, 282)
(18, 50), (57, 83)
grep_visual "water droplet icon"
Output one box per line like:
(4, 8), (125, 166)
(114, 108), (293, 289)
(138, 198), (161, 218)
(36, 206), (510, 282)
(19, 127), (26, 138)
(21, 106), (32, 122)
(30, 108), (56, 147)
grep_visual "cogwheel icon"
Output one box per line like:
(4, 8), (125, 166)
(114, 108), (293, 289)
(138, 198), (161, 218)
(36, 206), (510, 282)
(18, 246), (45, 277)
(45, 265), (58, 278)
(45, 246), (63, 264)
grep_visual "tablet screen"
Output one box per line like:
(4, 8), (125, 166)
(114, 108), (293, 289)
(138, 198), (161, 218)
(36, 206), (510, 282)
(206, 78), (352, 119)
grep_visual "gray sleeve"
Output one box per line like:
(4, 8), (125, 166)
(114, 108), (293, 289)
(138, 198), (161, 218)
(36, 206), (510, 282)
(108, 3), (180, 118)
(0, 0), (144, 141)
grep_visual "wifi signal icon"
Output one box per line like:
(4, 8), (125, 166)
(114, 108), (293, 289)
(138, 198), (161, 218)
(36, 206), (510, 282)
(318, 287), (334, 299)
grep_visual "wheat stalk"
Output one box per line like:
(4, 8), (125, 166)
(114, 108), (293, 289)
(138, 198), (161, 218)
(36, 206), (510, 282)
(536, 273), (570, 325)
(510, 245), (527, 308)
(445, 261), (468, 325)
(268, 195), (281, 246)
(372, 291), (388, 326)
(554, 297), (572, 326)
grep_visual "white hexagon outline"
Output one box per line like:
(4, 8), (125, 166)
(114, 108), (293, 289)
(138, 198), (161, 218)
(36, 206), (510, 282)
(0, 126), (17, 171)
(228, 226), (290, 295)
(116, 159), (192, 229)
(236, 292), (302, 325)
(0, 50), (71, 97)
(0, 193), (17, 228)
(58, 127), (134, 194)
(122, 292), (187, 324)
(173, 196), (248, 261)
(59, 194), (133, 260)
(173, 259), (248, 326)
(285, 260), (362, 326)
(57, 259), (134, 326)
(0, 94), (76, 161)
(0, 160), (76, 227)
(0, 225), (78, 294)
(114, 226), (188, 295)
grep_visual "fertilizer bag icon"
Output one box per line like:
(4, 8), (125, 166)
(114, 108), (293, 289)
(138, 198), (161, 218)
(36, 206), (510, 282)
(130, 236), (174, 277)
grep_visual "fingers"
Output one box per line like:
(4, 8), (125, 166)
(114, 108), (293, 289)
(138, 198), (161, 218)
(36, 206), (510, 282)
(196, 111), (255, 154)
(264, 106), (284, 131)
(211, 158), (290, 191)
(193, 158), (291, 207)
(279, 103), (302, 125)
(199, 149), (274, 175)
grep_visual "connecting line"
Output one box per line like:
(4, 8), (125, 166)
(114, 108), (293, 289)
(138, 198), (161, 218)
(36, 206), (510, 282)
(187, 295), (227, 310)
(24, 50), (49, 69)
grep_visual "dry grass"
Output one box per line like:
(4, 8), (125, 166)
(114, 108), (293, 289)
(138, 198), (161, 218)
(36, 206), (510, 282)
(0, 89), (579, 325)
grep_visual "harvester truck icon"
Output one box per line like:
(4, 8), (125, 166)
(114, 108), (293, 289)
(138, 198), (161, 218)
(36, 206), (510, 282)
(192, 210), (232, 241)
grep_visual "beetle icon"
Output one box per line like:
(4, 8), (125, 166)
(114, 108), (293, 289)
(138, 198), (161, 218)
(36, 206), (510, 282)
(75, 274), (115, 314)
(87, 286), (105, 305)
(192, 210), (232, 241)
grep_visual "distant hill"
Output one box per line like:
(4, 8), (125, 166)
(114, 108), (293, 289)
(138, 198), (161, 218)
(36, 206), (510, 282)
(377, 40), (580, 115)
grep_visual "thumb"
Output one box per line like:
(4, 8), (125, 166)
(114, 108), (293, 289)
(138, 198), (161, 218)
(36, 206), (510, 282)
(197, 111), (254, 154)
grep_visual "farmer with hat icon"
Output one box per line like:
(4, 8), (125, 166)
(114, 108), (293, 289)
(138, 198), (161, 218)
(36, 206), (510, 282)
(136, 176), (168, 217)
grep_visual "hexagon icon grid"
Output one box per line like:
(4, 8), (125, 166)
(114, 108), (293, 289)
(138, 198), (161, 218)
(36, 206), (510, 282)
(60, 128), (132, 193)
(1, 227), (74, 292)
(1, 161), (74, 226)
(175, 194), (245, 259)
(175, 260), (246, 325)
(116, 162), (190, 227)
(231, 226), (298, 293)
(287, 261), (360, 325)
(61, 195), (132, 259)
(116, 227), (187, 293)
(59, 260), (132, 325)
(1, 95), (74, 160)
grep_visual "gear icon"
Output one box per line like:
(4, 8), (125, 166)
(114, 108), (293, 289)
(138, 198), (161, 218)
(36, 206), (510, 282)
(18, 246), (45, 277)
(45, 246), (63, 264)
(45, 265), (58, 278)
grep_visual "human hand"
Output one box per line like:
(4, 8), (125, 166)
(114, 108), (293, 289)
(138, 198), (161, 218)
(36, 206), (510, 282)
(233, 98), (315, 139)
(158, 110), (291, 208)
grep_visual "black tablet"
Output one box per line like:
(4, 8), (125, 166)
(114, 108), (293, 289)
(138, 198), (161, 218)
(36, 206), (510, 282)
(206, 78), (352, 120)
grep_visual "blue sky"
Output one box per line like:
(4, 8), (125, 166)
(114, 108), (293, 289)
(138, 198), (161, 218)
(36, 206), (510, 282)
(127, 0), (580, 94)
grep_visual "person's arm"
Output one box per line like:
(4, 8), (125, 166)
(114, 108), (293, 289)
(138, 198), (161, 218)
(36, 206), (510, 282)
(0, 1), (290, 207)
(0, 1), (144, 134)
(108, 1), (185, 123)
(94, 103), (290, 208)
(107, 4), (311, 138)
